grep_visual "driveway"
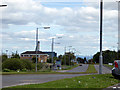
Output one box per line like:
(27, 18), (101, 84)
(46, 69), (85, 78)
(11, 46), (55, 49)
(66, 64), (89, 72)
(2, 74), (91, 88)
(94, 65), (112, 74)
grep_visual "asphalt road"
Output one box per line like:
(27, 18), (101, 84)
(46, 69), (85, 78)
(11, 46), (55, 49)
(2, 74), (91, 88)
(94, 65), (112, 74)
(66, 64), (89, 72)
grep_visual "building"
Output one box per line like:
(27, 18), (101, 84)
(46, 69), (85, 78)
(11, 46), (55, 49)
(43, 52), (57, 58)
(20, 51), (49, 63)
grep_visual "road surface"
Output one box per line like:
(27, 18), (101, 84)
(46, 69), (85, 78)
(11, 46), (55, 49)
(66, 64), (89, 72)
(94, 65), (112, 74)
(2, 74), (91, 88)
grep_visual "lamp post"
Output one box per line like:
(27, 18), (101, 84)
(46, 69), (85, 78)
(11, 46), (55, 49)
(0, 5), (7, 7)
(51, 37), (62, 68)
(35, 26), (50, 72)
(99, 0), (103, 74)
(68, 46), (72, 66)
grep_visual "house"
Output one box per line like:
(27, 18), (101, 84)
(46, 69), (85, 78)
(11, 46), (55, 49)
(20, 51), (49, 63)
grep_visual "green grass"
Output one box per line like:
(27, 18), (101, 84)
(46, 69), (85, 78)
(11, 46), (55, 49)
(2, 64), (97, 75)
(8, 74), (120, 88)
(61, 64), (79, 70)
(86, 64), (97, 73)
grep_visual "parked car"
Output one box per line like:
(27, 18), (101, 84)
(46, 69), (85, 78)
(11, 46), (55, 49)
(112, 60), (120, 77)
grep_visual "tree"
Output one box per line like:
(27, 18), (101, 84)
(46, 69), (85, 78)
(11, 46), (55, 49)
(77, 57), (84, 63)
(93, 50), (117, 64)
(11, 51), (20, 59)
(1, 54), (8, 62)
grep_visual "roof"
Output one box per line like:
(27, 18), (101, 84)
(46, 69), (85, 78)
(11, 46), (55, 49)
(21, 51), (47, 54)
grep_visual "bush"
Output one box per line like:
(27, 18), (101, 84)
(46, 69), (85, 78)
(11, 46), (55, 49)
(3, 68), (11, 72)
(2, 58), (24, 71)
(21, 68), (27, 72)
(21, 59), (32, 70)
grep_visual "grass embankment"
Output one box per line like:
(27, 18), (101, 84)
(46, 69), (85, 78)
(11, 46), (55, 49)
(2, 64), (97, 75)
(8, 74), (119, 88)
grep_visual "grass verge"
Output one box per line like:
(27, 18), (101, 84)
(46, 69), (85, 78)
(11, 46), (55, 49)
(2, 64), (97, 75)
(61, 64), (79, 70)
(7, 74), (119, 88)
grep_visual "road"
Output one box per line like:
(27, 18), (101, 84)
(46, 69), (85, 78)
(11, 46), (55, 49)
(2, 64), (112, 88)
(2, 74), (91, 88)
(94, 65), (112, 74)
(66, 64), (88, 72)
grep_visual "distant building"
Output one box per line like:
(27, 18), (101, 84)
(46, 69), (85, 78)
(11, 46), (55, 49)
(20, 51), (49, 63)
(43, 52), (57, 58)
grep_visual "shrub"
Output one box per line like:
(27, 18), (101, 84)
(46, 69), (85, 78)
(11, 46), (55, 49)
(21, 59), (32, 70)
(2, 58), (24, 70)
(3, 68), (11, 72)
(21, 68), (27, 72)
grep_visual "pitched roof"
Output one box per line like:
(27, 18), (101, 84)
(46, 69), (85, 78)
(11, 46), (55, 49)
(21, 51), (47, 54)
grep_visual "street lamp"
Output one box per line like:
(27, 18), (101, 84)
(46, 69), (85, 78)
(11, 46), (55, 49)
(36, 26), (50, 72)
(99, 0), (103, 74)
(0, 5), (7, 7)
(51, 37), (62, 68)
(68, 46), (72, 66)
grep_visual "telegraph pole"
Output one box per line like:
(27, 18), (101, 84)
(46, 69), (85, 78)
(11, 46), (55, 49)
(99, 0), (103, 74)
(36, 28), (38, 72)
(51, 38), (54, 66)
(64, 46), (66, 65)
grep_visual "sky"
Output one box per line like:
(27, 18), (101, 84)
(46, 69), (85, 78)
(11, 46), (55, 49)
(0, 0), (118, 56)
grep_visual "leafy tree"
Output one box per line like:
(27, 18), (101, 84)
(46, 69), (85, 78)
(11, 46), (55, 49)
(77, 57), (84, 63)
(2, 58), (24, 70)
(11, 51), (20, 59)
(93, 50), (117, 64)
(1, 54), (8, 62)
(32, 56), (36, 63)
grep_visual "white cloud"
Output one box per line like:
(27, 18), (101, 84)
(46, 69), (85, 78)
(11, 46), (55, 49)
(1, 0), (118, 55)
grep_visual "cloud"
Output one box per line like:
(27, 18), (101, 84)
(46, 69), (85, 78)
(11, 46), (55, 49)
(1, 0), (118, 55)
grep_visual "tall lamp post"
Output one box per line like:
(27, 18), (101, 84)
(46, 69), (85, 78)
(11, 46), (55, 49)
(99, 0), (103, 74)
(0, 5), (7, 7)
(36, 26), (50, 72)
(68, 46), (72, 66)
(51, 37), (62, 67)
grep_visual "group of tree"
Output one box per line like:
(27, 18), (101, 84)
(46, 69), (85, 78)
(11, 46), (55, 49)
(47, 52), (76, 65)
(93, 50), (118, 64)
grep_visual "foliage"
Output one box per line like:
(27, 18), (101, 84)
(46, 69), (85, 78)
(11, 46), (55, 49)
(21, 59), (32, 70)
(2, 58), (32, 71)
(77, 57), (84, 63)
(32, 56), (36, 63)
(93, 50), (117, 64)
(1, 54), (8, 62)
(3, 68), (11, 72)
(11, 51), (20, 59)
(2, 58), (24, 70)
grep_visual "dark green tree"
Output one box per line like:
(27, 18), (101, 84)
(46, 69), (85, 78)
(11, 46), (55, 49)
(93, 50), (117, 64)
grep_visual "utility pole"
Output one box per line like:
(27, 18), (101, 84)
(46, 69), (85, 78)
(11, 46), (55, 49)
(36, 28), (38, 72)
(51, 38), (54, 66)
(118, 1), (120, 60)
(99, 0), (103, 74)
(64, 46), (66, 65)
